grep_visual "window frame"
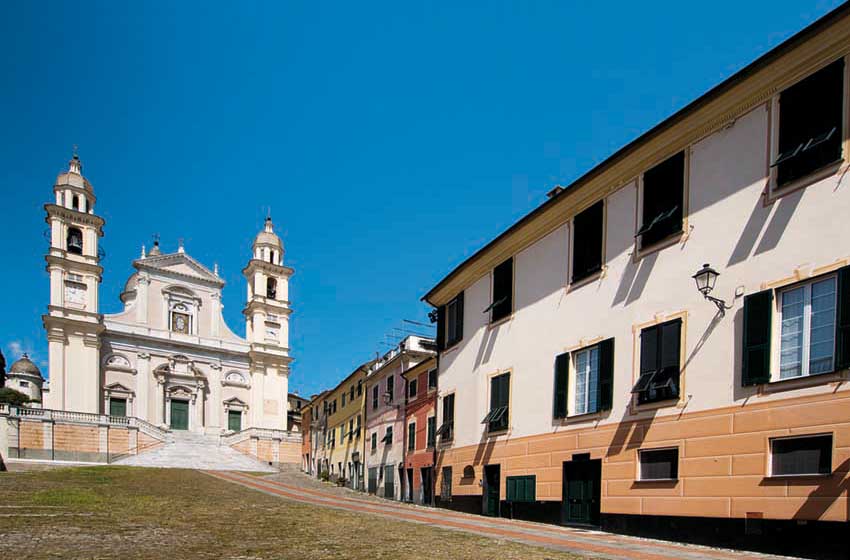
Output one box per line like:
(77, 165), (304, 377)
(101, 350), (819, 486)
(484, 372), (511, 433)
(408, 378), (418, 399)
(437, 393), (455, 442)
(769, 433), (833, 478)
(637, 447), (679, 482)
(635, 150), (689, 256)
(426, 416), (436, 448)
(570, 199), (606, 285)
(407, 422), (416, 452)
(445, 293), (464, 348)
(428, 368), (437, 391)
(572, 345), (601, 416)
(774, 274), (838, 382)
(767, 55), (849, 199)
(633, 317), (684, 407)
(487, 258), (514, 324)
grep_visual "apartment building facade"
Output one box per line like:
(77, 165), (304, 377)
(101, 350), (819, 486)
(425, 7), (850, 558)
(324, 363), (369, 489)
(402, 356), (438, 504)
(365, 336), (434, 500)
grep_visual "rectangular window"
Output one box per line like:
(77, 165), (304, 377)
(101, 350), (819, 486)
(386, 376), (394, 402)
(408, 378), (417, 399)
(441, 466), (452, 500)
(638, 151), (685, 248)
(506, 475), (536, 502)
(446, 293), (464, 347)
(356, 415), (362, 438)
(426, 416), (436, 448)
(572, 200), (604, 283)
(428, 368), (437, 390)
(371, 432), (377, 451)
(771, 434), (832, 476)
(574, 346), (600, 415)
(487, 258), (513, 323)
(357, 380), (363, 396)
(372, 385), (379, 410)
(348, 419), (354, 440)
(773, 59), (845, 188)
(341, 393), (346, 407)
(639, 448), (679, 481)
(408, 422), (416, 451)
(436, 393), (455, 441)
(382, 426), (393, 445)
(779, 276), (837, 379)
(482, 373), (510, 432)
(350, 385), (355, 401)
(633, 319), (681, 405)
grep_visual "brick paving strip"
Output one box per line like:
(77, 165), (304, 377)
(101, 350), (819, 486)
(205, 470), (802, 560)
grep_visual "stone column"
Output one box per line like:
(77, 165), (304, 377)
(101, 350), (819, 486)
(136, 274), (149, 324)
(210, 293), (221, 338)
(194, 385), (204, 433)
(209, 365), (221, 430)
(136, 353), (151, 422)
(156, 378), (166, 427)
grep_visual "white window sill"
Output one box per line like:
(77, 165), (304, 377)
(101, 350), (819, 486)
(635, 478), (679, 483)
(765, 473), (832, 480)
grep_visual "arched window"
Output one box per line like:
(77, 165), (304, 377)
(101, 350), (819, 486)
(269, 250), (275, 264)
(84, 198), (90, 213)
(267, 278), (277, 300)
(67, 227), (83, 255)
(72, 195), (79, 211)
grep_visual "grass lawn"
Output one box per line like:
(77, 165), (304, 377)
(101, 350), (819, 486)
(0, 466), (588, 559)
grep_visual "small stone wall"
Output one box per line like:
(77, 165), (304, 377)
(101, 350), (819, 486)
(226, 428), (302, 467)
(1, 406), (166, 464)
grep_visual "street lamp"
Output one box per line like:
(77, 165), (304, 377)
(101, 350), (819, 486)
(692, 263), (732, 315)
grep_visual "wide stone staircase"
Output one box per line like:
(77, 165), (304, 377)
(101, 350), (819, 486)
(114, 431), (277, 472)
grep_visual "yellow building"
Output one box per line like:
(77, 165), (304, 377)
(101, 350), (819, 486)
(324, 361), (371, 490)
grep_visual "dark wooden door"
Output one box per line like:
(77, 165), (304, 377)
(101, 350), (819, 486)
(421, 467), (434, 505)
(562, 459), (601, 525)
(368, 467), (378, 494)
(384, 465), (395, 499)
(170, 400), (189, 430)
(109, 398), (127, 417)
(483, 465), (500, 517)
(228, 410), (241, 432)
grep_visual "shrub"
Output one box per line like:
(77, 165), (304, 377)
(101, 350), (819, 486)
(0, 387), (29, 406)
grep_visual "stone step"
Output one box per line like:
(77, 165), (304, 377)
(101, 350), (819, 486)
(114, 433), (277, 472)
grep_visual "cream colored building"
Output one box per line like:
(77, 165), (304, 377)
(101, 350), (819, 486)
(5, 355), (45, 403)
(426, 5), (850, 557)
(42, 155), (295, 434)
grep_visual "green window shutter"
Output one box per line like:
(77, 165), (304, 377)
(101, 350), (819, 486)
(553, 353), (569, 419)
(742, 289), (773, 386)
(455, 291), (465, 341)
(836, 266), (850, 370)
(436, 305), (446, 351)
(506, 476), (535, 502)
(597, 338), (615, 411)
(660, 319), (681, 371)
(640, 325), (659, 375)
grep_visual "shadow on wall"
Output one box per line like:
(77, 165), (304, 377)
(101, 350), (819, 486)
(473, 322), (501, 371)
(612, 250), (658, 307)
(759, 458), (850, 521)
(727, 189), (803, 267)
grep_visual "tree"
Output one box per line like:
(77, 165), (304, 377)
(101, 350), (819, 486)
(0, 387), (29, 406)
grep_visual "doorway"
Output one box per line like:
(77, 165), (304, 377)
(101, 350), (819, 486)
(170, 400), (189, 430)
(405, 468), (414, 502)
(384, 465), (395, 499)
(562, 458), (601, 525)
(421, 466), (434, 506)
(227, 410), (241, 432)
(368, 467), (378, 494)
(483, 464), (501, 517)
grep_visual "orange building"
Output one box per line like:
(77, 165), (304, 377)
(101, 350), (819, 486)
(401, 356), (438, 504)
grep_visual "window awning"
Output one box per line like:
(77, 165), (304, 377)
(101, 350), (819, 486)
(635, 206), (679, 238)
(482, 297), (507, 314)
(481, 406), (507, 425)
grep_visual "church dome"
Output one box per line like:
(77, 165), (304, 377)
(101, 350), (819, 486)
(9, 354), (43, 379)
(54, 154), (94, 194)
(254, 217), (283, 250)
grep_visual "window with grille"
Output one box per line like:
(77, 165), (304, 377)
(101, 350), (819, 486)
(771, 434), (832, 476)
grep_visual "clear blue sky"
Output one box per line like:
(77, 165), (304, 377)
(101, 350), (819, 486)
(1, 1), (843, 397)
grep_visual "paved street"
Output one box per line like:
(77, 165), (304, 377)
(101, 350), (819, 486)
(207, 468), (803, 560)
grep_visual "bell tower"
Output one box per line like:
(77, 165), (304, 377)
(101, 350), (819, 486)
(42, 152), (105, 413)
(242, 215), (294, 429)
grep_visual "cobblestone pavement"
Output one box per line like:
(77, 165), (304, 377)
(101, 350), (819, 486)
(206, 467), (804, 560)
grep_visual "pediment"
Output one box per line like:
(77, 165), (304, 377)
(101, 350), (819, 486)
(135, 252), (224, 287)
(105, 382), (133, 393)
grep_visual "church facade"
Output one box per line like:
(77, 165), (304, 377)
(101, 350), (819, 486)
(42, 155), (294, 434)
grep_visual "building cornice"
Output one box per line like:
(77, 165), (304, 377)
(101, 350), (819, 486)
(44, 204), (105, 232)
(242, 259), (294, 278)
(423, 5), (850, 307)
(44, 254), (103, 275)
